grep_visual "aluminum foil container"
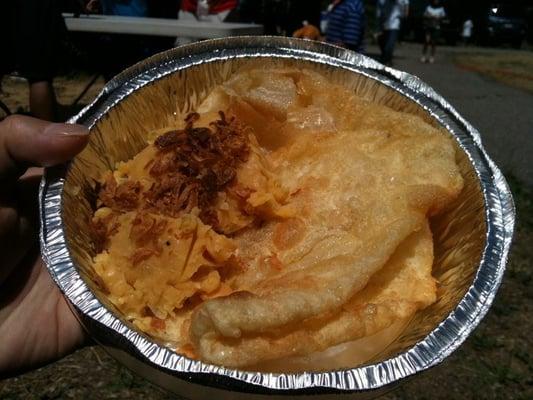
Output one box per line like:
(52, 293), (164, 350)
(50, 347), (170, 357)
(39, 37), (515, 399)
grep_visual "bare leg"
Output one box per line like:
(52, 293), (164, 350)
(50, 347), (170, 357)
(421, 33), (430, 62)
(422, 34), (430, 55)
(29, 81), (56, 121)
(428, 39), (436, 63)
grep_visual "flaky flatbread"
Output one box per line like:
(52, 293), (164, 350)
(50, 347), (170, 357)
(91, 68), (463, 368)
(193, 222), (435, 366)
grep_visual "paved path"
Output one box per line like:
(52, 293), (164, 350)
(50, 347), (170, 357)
(367, 43), (533, 187)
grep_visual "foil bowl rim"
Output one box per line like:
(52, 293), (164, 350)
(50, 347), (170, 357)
(39, 36), (515, 393)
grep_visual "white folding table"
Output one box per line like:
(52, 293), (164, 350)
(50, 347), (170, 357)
(62, 13), (264, 38)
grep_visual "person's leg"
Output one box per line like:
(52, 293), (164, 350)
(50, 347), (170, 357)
(421, 32), (430, 62)
(29, 81), (56, 121)
(430, 36), (436, 62)
(383, 29), (398, 65)
(389, 29), (399, 61)
(16, 0), (64, 121)
(378, 31), (386, 60)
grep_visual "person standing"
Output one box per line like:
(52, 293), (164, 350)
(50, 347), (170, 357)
(461, 18), (473, 46)
(1, 0), (66, 121)
(421, 0), (446, 63)
(325, 0), (366, 53)
(376, 0), (409, 66)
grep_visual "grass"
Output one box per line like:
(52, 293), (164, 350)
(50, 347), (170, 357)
(454, 51), (533, 94)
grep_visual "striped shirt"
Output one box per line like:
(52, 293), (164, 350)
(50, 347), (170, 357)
(326, 0), (365, 51)
(181, 0), (238, 14)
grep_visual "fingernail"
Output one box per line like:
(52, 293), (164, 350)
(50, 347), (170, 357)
(43, 123), (90, 137)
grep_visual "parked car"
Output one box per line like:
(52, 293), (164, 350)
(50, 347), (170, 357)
(476, 4), (527, 48)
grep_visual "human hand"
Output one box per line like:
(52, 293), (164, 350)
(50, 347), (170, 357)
(0, 116), (89, 378)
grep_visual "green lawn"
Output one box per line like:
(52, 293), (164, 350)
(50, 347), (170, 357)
(455, 51), (533, 95)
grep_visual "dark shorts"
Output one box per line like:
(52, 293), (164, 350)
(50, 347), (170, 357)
(424, 26), (440, 41)
(2, 0), (66, 82)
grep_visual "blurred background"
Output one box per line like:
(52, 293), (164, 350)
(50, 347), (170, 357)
(1, 1), (531, 399)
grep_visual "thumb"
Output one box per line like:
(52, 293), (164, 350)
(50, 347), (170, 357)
(0, 115), (89, 181)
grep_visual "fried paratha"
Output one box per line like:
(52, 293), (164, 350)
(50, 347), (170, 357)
(91, 68), (463, 368)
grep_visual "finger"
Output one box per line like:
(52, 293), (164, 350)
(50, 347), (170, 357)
(0, 115), (89, 182)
